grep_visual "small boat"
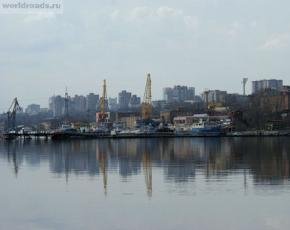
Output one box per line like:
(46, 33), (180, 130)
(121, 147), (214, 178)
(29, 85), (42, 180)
(191, 119), (223, 136)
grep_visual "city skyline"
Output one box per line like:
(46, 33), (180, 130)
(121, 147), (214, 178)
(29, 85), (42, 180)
(1, 77), (289, 112)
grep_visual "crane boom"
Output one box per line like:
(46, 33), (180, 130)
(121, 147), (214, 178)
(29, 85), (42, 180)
(142, 73), (152, 120)
(7, 98), (22, 131)
(100, 80), (107, 115)
(97, 80), (109, 123)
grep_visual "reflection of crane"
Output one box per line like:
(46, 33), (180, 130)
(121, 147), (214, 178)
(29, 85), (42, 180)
(7, 98), (22, 131)
(97, 151), (108, 195)
(242, 78), (248, 96)
(97, 80), (109, 123)
(142, 152), (152, 197)
(142, 73), (152, 120)
(7, 142), (19, 176)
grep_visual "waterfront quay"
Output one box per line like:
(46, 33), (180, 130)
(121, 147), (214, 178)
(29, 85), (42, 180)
(1, 77), (290, 141)
(2, 129), (290, 141)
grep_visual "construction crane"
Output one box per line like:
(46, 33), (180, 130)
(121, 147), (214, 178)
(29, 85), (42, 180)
(242, 78), (248, 96)
(97, 80), (109, 122)
(141, 73), (152, 120)
(7, 98), (22, 131)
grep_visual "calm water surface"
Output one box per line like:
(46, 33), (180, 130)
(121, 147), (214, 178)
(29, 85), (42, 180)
(1, 137), (290, 230)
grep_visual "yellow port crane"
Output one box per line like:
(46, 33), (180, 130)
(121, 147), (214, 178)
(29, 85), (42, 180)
(142, 73), (152, 120)
(97, 80), (109, 122)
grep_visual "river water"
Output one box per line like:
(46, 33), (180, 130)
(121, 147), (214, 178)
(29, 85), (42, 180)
(0, 137), (290, 230)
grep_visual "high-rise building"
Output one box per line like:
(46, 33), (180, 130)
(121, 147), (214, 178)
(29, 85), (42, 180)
(25, 104), (41, 115)
(163, 86), (195, 103)
(72, 95), (87, 112)
(129, 95), (141, 108)
(163, 87), (173, 102)
(109, 97), (118, 111)
(86, 93), (99, 112)
(187, 87), (195, 100)
(252, 79), (283, 94)
(49, 96), (64, 117)
(118, 90), (132, 110)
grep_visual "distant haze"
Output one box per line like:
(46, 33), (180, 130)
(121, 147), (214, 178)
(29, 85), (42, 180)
(1, 0), (290, 111)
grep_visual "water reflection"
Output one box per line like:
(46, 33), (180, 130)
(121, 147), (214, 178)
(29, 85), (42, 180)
(1, 138), (290, 195)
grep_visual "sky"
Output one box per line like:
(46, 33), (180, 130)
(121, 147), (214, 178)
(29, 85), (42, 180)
(0, 0), (290, 111)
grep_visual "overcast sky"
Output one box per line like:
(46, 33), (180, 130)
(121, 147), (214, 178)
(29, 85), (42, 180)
(1, 0), (290, 111)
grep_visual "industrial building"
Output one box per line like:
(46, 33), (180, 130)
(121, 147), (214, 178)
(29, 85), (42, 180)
(201, 90), (227, 106)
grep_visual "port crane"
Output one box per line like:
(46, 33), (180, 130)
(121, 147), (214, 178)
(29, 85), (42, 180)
(97, 80), (109, 123)
(141, 73), (153, 120)
(6, 98), (22, 131)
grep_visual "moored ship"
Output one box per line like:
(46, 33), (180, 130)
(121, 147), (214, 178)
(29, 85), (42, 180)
(191, 119), (223, 136)
(174, 114), (227, 136)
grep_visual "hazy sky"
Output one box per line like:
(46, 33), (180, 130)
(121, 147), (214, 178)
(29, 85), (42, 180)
(1, 0), (290, 111)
